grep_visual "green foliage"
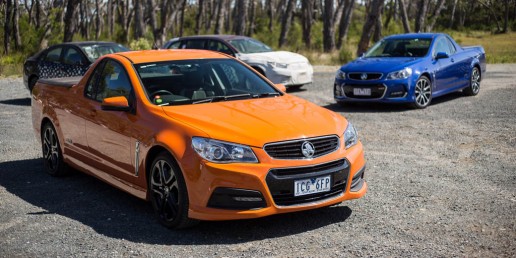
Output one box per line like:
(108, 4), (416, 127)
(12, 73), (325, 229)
(129, 38), (152, 50)
(338, 47), (354, 64)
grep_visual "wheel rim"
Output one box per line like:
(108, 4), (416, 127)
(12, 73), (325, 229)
(471, 68), (480, 94)
(43, 127), (59, 171)
(150, 159), (180, 222)
(415, 77), (431, 107)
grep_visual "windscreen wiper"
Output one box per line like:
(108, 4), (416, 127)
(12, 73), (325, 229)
(253, 92), (281, 98)
(192, 93), (252, 104)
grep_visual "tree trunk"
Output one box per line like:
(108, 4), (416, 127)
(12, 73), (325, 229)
(4, 0), (13, 55)
(301, 0), (314, 49)
(503, 0), (509, 33)
(107, 0), (115, 36)
(13, 0), (22, 50)
(357, 0), (384, 56)
(337, 0), (355, 49)
(195, 0), (204, 34)
(179, 0), (187, 36)
(214, 0), (226, 34)
(267, 0), (274, 32)
(134, 0), (146, 39)
(224, 0), (232, 33)
(322, 0), (335, 52)
(449, 0), (458, 29)
(414, 0), (429, 32)
(63, 0), (80, 42)
(79, 2), (88, 39)
(426, 0), (445, 32)
(384, 0), (395, 29)
(278, 0), (295, 47)
(373, 4), (383, 42)
(95, 0), (101, 40)
(234, 0), (248, 35)
(398, 0), (411, 32)
(247, 0), (256, 36)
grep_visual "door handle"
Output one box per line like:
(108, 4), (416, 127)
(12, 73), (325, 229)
(450, 58), (455, 62)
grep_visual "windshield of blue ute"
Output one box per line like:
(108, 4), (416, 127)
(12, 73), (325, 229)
(364, 38), (432, 58)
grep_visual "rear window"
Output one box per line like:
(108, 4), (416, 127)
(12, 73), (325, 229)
(80, 44), (128, 62)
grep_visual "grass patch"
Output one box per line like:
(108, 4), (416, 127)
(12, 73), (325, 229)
(450, 31), (516, 63)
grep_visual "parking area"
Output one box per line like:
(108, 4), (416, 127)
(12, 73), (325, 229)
(0, 64), (514, 257)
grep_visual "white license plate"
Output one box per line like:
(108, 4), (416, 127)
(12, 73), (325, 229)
(294, 175), (331, 197)
(353, 88), (371, 96)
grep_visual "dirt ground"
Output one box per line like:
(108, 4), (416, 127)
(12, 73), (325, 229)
(0, 64), (514, 257)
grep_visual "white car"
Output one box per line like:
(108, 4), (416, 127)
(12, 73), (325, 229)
(163, 35), (313, 89)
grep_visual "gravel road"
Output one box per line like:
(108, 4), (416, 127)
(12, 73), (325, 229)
(1, 64), (515, 257)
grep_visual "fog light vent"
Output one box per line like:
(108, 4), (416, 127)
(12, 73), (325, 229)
(208, 188), (266, 210)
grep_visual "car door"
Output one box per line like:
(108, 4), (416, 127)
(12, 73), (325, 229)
(37, 46), (66, 79)
(432, 37), (456, 93)
(62, 46), (90, 77)
(83, 59), (137, 182)
(445, 36), (470, 88)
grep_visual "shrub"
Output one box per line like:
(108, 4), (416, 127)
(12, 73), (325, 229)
(129, 38), (152, 50)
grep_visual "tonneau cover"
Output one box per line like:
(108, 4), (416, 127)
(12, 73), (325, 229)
(38, 76), (82, 88)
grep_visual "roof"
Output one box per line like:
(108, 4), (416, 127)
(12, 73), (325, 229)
(171, 35), (252, 41)
(113, 49), (231, 64)
(384, 33), (444, 40)
(53, 41), (123, 47)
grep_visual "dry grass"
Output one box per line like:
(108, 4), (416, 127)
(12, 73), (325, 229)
(451, 31), (516, 63)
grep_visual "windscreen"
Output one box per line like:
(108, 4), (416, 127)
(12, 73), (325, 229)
(135, 58), (280, 106)
(228, 39), (273, 54)
(80, 44), (129, 61)
(364, 38), (432, 58)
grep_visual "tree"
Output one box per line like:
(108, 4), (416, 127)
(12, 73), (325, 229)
(322, 0), (346, 52)
(415, 0), (429, 32)
(301, 0), (315, 48)
(337, 0), (355, 49)
(134, 0), (146, 39)
(234, 0), (248, 35)
(278, 0), (295, 47)
(4, 0), (13, 55)
(357, 0), (384, 56)
(13, 0), (22, 50)
(426, 0), (446, 32)
(398, 0), (411, 33)
(214, 0), (227, 34)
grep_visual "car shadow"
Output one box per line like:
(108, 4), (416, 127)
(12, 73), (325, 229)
(0, 158), (353, 245)
(0, 97), (31, 106)
(324, 91), (467, 113)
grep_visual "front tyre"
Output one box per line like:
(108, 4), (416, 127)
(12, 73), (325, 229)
(412, 75), (432, 109)
(463, 66), (480, 96)
(149, 152), (198, 229)
(41, 123), (68, 176)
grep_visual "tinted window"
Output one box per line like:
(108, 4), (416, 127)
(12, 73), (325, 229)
(168, 41), (181, 49)
(446, 37), (456, 55)
(63, 47), (86, 65)
(433, 38), (453, 56)
(207, 40), (233, 55)
(228, 38), (272, 54)
(94, 60), (132, 102)
(85, 62), (104, 99)
(43, 47), (62, 62)
(365, 38), (432, 58)
(184, 40), (206, 49)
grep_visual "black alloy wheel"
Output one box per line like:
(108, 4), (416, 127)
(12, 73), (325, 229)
(41, 123), (67, 176)
(149, 152), (198, 229)
(463, 66), (481, 96)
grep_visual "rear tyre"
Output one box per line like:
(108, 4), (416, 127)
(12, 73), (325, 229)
(411, 75), (432, 109)
(149, 152), (198, 229)
(41, 123), (68, 176)
(463, 66), (480, 96)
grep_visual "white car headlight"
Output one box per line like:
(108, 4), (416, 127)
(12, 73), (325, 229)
(343, 122), (358, 149)
(386, 67), (412, 80)
(268, 61), (288, 69)
(336, 70), (346, 80)
(192, 137), (258, 163)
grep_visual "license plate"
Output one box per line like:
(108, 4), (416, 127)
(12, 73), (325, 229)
(353, 88), (371, 96)
(294, 175), (331, 197)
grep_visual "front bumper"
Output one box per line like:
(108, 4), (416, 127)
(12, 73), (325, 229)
(266, 63), (313, 86)
(334, 77), (416, 104)
(184, 138), (367, 221)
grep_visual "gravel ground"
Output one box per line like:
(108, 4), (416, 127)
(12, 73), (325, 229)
(0, 64), (515, 257)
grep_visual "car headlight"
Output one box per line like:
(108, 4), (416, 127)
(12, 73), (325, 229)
(386, 67), (412, 80)
(343, 122), (358, 149)
(192, 137), (258, 163)
(268, 61), (288, 69)
(335, 70), (346, 80)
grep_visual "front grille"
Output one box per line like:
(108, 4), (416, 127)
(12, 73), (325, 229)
(264, 135), (340, 159)
(349, 72), (383, 80)
(343, 84), (386, 99)
(266, 159), (349, 206)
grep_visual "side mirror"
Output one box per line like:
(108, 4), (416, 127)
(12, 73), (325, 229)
(435, 52), (449, 60)
(101, 96), (131, 111)
(274, 83), (287, 93)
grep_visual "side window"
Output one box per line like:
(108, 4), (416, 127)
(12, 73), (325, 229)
(95, 60), (132, 102)
(168, 41), (181, 49)
(63, 47), (86, 65)
(85, 62), (105, 99)
(207, 40), (233, 55)
(43, 47), (62, 62)
(446, 38), (456, 55)
(433, 38), (449, 56)
(184, 40), (206, 49)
